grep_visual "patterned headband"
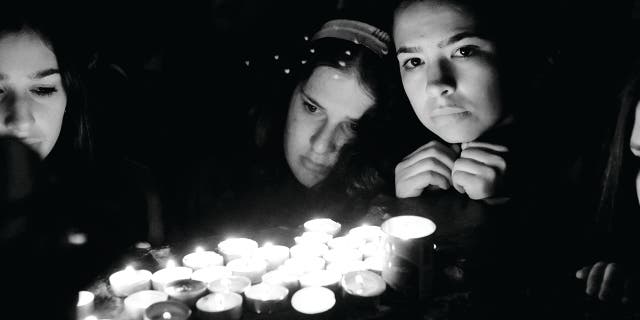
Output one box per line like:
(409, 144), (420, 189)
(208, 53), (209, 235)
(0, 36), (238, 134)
(311, 19), (391, 57)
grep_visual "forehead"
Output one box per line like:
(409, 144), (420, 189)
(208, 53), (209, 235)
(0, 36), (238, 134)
(301, 66), (374, 119)
(0, 31), (58, 74)
(393, 1), (476, 44)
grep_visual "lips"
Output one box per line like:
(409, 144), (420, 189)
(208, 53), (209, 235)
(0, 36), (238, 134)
(430, 106), (468, 117)
(300, 156), (331, 174)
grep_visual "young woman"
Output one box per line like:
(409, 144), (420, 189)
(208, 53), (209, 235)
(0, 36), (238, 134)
(179, 18), (392, 237)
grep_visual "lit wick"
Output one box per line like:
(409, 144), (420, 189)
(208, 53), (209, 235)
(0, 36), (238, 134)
(162, 311), (172, 319)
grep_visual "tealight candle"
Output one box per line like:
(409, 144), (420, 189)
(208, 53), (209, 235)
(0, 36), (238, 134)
(359, 242), (384, 259)
(151, 260), (193, 292)
(196, 292), (243, 320)
(254, 243), (289, 271)
(191, 266), (233, 284)
(124, 290), (168, 320)
(322, 248), (363, 264)
(109, 265), (152, 297)
(325, 259), (368, 276)
(363, 256), (384, 275)
(261, 269), (300, 293)
(327, 235), (365, 250)
(294, 231), (333, 245)
(207, 276), (252, 294)
(340, 270), (385, 307)
(77, 291), (94, 320)
(226, 257), (268, 284)
(299, 270), (342, 292)
(303, 218), (341, 236)
(217, 238), (258, 263)
(182, 247), (224, 270)
(164, 279), (207, 307)
(143, 300), (191, 320)
(289, 243), (328, 259)
(280, 256), (326, 276)
(243, 283), (289, 314)
(348, 225), (385, 243)
(291, 286), (336, 316)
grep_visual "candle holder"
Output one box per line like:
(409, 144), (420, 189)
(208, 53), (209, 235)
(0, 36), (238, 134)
(291, 286), (336, 319)
(340, 270), (386, 309)
(108, 266), (152, 297)
(303, 218), (341, 236)
(226, 257), (268, 284)
(76, 291), (94, 320)
(164, 279), (207, 307)
(143, 300), (191, 320)
(207, 276), (252, 294)
(182, 248), (224, 270)
(381, 215), (436, 301)
(217, 238), (258, 264)
(243, 283), (289, 314)
(124, 290), (169, 320)
(151, 265), (194, 292)
(196, 292), (243, 320)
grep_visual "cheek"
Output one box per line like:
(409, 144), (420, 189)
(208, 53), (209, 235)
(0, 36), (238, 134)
(636, 171), (640, 206)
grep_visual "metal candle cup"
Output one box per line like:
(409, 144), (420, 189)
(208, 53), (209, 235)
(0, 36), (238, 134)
(164, 279), (207, 307)
(151, 265), (193, 292)
(291, 286), (336, 319)
(109, 266), (152, 297)
(143, 300), (191, 320)
(226, 257), (268, 284)
(196, 292), (243, 320)
(243, 283), (289, 314)
(381, 215), (436, 301)
(182, 248), (224, 270)
(217, 238), (258, 264)
(124, 290), (169, 320)
(340, 270), (386, 308)
(303, 218), (341, 236)
(207, 276), (252, 294)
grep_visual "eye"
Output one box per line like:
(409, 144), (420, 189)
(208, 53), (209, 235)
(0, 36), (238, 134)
(348, 121), (359, 132)
(452, 45), (479, 58)
(31, 86), (58, 97)
(304, 101), (319, 113)
(401, 57), (424, 71)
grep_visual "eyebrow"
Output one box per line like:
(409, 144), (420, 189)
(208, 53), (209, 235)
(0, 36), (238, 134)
(29, 68), (60, 79)
(396, 31), (485, 55)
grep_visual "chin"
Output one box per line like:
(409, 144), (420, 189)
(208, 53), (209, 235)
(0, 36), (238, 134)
(438, 130), (481, 144)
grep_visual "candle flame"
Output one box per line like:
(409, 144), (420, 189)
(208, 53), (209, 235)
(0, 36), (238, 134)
(162, 311), (172, 319)
(195, 246), (204, 253)
(83, 316), (98, 320)
(124, 265), (135, 273)
(263, 242), (273, 248)
(166, 260), (176, 268)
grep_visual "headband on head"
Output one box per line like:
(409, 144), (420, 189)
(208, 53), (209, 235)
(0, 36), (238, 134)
(311, 19), (390, 57)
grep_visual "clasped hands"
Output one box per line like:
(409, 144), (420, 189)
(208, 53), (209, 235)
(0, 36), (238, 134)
(395, 140), (508, 200)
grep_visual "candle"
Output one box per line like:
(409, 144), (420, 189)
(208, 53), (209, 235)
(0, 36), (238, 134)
(325, 259), (368, 276)
(77, 291), (94, 320)
(291, 286), (336, 316)
(359, 242), (384, 259)
(261, 269), (300, 293)
(226, 257), (268, 284)
(143, 300), (191, 320)
(254, 243), (289, 271)
(327, 235), (365, 250)
(164, 279), (207, 307)
(196, 292), (243, 320)
(109, 265), (152, 297)
(363, 256), (384, 275)
(348, 225), (385, 243)
(340, 270), (385, 306)
(124, 290), (169, 320)
(151, 260), (193, 292)
(243, 283), (289, 314)
(182, 247), (224, 270)
(303, 218), (341, 236)
(289, 243), (328, 259)
(217, 238), (258, 263)
(191, 266), (232, 284)
(322, 248), (363, 264)
(299, 270), (342, 292)
(294, 231), (333, 245)
(280, 256), (326, 276)
(207, 276), (251, 294)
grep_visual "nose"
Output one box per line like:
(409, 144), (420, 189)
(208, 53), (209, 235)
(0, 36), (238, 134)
(425, 59), (455, 98)
(310, 120), (338, 155)
(2, 93), (35, 135)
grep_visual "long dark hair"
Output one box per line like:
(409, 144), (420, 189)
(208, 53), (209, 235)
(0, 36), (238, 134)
(598, 60), (640, 232)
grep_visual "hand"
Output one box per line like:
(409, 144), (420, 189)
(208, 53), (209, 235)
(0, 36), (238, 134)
(451, 142), (508, 200)
(395, 141), (459, 198)
(576, 262), (633, 303)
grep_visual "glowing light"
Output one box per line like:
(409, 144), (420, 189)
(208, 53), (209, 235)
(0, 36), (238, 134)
(310, 48), (315, 53)
(195, 246), (204, 253)
(345, 50), (351, 56)
(166, 260), (176, 268)
(284, 69), (290, 74)
(274, 55), (280, 60)
(162, 311), (172, 319)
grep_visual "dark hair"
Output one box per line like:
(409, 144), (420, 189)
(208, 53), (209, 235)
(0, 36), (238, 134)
(598, 60), (640, 231)
(251, 26), (391, 187)
(0, 10), (92, 163)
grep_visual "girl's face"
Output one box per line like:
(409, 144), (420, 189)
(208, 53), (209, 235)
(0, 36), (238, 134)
(630, 101), (640, 204)
(0, 31), (66, 158)
(284, 66), (374, 187)
(394, 0), (503, 143)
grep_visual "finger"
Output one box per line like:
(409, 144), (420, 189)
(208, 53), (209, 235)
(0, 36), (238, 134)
(460, 148), (507, 173)
(461, 141), (509, 153)
(401, 141), (458, 169)
(576, 266), (591, 280)
(396, 157), (453, 185)
(451, 170), (493, 200)
(396, 171), (451, 198)
(453, 157), (496, 178)
(599, 263), (620, 301)
(586, 262), (607, 296)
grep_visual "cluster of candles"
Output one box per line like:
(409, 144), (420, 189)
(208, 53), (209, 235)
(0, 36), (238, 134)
(78, 218), (390, 320)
